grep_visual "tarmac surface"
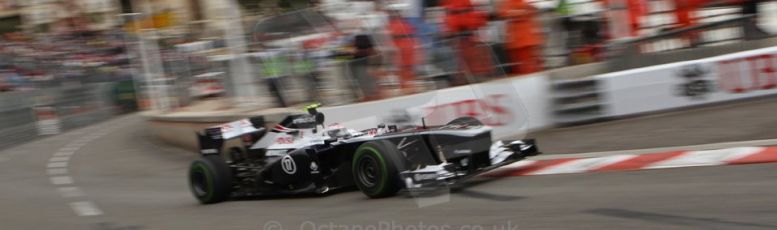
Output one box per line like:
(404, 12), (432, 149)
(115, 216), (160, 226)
(1, 96), (777, 229)
(530, 96), (777, 154)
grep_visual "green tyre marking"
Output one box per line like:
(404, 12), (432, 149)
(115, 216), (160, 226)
(191, 162), (215, 202)
(354, 146), (389, 196)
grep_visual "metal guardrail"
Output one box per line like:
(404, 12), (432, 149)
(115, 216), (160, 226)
(0, 83), (129, 150)
(613, 14), (756, 45)
(605, 14), (761, 59)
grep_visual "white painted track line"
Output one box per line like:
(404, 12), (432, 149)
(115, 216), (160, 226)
(69, 201), (103, 217)
(57, 187), (85, 198)
(47, 168), (68, 175)
(49, 156), (70, 162)
(50, 176), (74, 185)
(43, 118), (133, 219)
(53, 151), (74, 157)
(47, 162), (68, 168)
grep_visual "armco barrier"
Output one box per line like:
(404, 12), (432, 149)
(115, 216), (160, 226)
(597, 46), (777, 117)
(0, 83), (125, 149)
(145, 74), (552, 151)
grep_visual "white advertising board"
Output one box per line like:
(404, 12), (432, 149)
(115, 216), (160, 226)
(599, 46), (777, 117)
(320, 74), (551, 139)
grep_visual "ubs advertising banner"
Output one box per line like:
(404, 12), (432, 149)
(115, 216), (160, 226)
(599, 47), (777, 117)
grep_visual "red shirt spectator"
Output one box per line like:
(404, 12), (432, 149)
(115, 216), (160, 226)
(441, 0), (487, 34)
(601, 0), (647, 36)
(499, 0), (544, 74)
(673, 0), (708, 29)
(387, 12), (419, 93)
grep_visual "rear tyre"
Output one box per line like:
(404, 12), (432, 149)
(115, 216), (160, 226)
(352, 140), (405, 198)
(189, 155), (233, 204)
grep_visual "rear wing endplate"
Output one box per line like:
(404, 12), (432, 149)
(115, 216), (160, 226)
(196, 116), (266, 155)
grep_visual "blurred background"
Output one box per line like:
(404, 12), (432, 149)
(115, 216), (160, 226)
(1, 3), (777, 228)
(0, 0), (776, 149)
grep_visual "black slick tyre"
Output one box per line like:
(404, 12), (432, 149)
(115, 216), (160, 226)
(189, 155), (233, 204)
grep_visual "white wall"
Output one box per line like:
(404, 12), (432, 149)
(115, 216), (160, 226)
(320, 74), (552, 140)
(599, 46), (777, 117)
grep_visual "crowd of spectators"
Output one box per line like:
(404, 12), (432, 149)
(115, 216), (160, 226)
(299, 0), (772, 102)
(6, 0), (768, 109)
(0, 29), (132, 92)
(218, 0), (775, 108)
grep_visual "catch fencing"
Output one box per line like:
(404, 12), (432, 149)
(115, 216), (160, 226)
(0, 82), (132, 149)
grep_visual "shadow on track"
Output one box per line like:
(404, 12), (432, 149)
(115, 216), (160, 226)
(587, 208), (777, 230)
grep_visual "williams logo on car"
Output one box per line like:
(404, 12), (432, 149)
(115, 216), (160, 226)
(676, 64), (714, 99)
(281, 155), (297, 174)
(310, 162), (319, 174)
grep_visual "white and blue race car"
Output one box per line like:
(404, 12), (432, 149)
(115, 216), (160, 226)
(189, 105), (541, 204)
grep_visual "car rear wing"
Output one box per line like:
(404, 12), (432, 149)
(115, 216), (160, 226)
(196, 116), (266, 156)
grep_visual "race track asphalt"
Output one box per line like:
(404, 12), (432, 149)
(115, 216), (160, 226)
(530, 96), (777, 154)
(1, 96), (777, 230)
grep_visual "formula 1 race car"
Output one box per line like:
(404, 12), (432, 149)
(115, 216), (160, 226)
(188, 105), (541, 204)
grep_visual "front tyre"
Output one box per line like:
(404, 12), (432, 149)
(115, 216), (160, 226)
(447, 116), (484, 127)
(189, 155), (233, 204)
(352, 140), (405, 198)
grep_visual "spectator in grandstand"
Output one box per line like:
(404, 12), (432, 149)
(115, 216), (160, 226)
(499, 0), (544, 74)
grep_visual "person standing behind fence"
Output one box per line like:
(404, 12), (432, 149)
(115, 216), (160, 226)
(557, 0), (604, 47)
(557, 0), (605, 64)
(499, 0), (544, 75)
(296, 41), (323, 103)
(442, 0), (491, 82)
(600, 0), (646, 37)
(670, 0), (707, 45)
(350, 30), (381, 101)
(673, 0), (706, 29)
(625, 0), (646, 37)
(260, 50), (289, 108)
(387, 5), (420, 95)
